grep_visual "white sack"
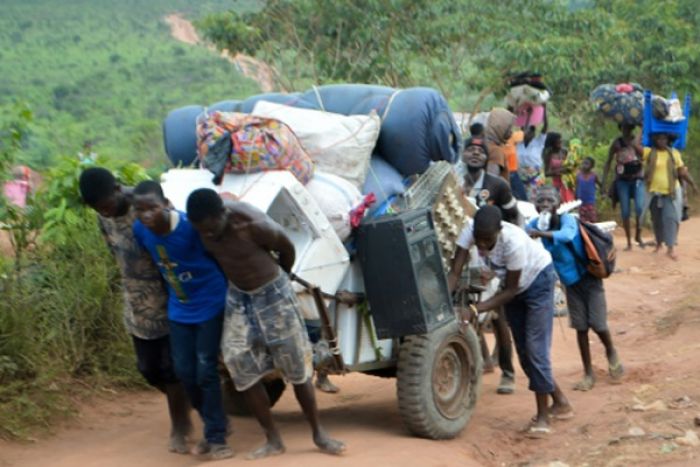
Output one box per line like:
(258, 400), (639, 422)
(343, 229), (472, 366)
(305, 171), (363, 241)
(251, 100), (380, 189)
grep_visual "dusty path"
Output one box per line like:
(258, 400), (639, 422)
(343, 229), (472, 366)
(3, 219), (700, 466)
(163, 13), (278, 92)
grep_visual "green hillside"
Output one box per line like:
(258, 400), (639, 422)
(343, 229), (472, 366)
(0, 0), (259, 169)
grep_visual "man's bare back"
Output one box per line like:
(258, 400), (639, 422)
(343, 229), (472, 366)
(199, 201), (296, 291)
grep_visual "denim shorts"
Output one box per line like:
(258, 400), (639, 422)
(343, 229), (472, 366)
(615, 178), (645, 220)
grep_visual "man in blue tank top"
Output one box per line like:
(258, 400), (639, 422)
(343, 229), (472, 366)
(132, 181), (233, 460)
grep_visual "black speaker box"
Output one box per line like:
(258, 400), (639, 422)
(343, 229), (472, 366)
(357, 208), (455, 339)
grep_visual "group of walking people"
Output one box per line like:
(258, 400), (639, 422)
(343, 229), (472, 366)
(602, 124), (696, 259)
(481, 103), (696, 260)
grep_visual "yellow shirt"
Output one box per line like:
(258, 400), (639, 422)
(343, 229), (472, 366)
(643, 147), (684, 195)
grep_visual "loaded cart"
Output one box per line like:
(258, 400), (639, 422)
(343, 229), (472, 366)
(161, 163), (483, 440)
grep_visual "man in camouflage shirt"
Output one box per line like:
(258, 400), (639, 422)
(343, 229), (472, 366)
(79, 168), (191, 454)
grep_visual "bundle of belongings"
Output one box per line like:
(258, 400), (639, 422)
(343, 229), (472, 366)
(590, 82), (644, 125)
(642, 90), (691, 150)
(505, 72), (551, 128)
(650, 95), (685, 122)
(196, 111), (315, 185)
(163, 84), (463, 242)
(590, 82), (687, 127)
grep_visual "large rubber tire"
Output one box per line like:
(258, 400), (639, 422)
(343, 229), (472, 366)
(220, 367), (286, 416)
(396, 321), (483, 439)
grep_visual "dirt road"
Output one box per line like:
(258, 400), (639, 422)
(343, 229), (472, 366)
(163, 13), (278, 93)
(2, 219), (700, 466)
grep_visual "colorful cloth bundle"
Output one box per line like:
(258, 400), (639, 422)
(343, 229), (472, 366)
(196, 111), (314, 185)
(590, 83), (644, 125)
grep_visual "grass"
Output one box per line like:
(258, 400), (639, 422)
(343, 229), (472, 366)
(0, 211), (147, 439)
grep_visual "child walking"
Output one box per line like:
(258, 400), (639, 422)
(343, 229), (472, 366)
(543, 133), (575, 203)
(528, 186), (624, 391)
(576, 157), (601, 223)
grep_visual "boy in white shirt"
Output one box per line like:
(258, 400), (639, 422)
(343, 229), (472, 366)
(448, 205), (573, 437)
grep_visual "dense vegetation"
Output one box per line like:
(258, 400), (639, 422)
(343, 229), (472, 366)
(0, 0), (259, 170)
(198, 0), (700, 170)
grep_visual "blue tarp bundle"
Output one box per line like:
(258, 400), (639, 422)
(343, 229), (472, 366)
(163, 84), (462, 176)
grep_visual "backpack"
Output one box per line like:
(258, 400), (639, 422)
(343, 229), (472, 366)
(569, 220), (617, 279)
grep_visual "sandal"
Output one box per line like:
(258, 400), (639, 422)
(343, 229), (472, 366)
(609, 360), (625, 381)
(573, 376), (595, 392)
(524, 424), (552, 439)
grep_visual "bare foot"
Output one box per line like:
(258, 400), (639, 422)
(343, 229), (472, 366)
(246, 440), (285, 460)
(667, 249), (678, 261)
(653, 244), (662, 254)
(314, 431), (346, 455)
(623, 245), (632, 252)
(209, 443), (235, 460)
(315, 374), (340, 394)
(168, 432), (188, 454)
(191, 439), (209, 456)
(573, 375), (595, 391)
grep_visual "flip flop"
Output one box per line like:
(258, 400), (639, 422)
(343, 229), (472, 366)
(550, 410), (574, 421)
(524, 425), (552, 439)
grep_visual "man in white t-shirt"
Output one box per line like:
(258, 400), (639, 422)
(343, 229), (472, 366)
(447, 205), (573, 437)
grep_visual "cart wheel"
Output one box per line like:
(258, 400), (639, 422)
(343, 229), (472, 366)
(396, 320), (482, 439)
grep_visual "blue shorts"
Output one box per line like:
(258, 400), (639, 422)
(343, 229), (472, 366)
(616, 178), (645, 220)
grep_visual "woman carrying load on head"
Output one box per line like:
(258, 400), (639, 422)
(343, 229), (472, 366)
(643, 132), (697, 261)
(601, 123), (646, 251)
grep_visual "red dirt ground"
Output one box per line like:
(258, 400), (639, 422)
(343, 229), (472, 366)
(2, 219), (700, 466)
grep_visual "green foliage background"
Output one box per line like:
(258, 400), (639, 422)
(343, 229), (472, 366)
(0, 0), (261, 439)
(198, 0), (700, 179)
(0, 0), (260, 170)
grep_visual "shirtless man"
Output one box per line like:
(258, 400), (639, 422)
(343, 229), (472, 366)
(186, 188), (345, 460)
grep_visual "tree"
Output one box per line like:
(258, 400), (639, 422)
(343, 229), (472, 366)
(197, 0), (700, 138)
